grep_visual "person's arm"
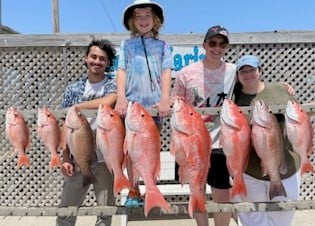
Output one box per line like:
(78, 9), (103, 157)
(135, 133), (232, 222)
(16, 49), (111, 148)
(154, 68), (172, 117)
(75, 93), (117, 110)
(114, 68), (128, 116)
(281, 82), (295, 95)
(60, 146), (74, 177)
(160, 68), (172, 102)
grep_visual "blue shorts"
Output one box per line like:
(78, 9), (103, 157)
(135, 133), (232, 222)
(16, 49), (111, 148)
(207, 148), (232, 189)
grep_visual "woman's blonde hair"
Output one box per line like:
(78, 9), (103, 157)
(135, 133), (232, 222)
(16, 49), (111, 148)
(127, 8), (162, 38)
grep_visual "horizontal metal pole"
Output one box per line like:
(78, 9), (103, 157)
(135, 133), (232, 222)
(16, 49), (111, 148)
(1, 104), (315, 119)
(0, 200), (314, 218)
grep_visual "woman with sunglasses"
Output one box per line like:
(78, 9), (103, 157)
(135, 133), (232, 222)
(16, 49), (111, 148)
(172, 25), (236, 226)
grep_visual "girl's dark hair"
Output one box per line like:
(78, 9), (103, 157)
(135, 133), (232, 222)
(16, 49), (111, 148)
(233, 80), (243, 103)
(85, 39), (116, 71)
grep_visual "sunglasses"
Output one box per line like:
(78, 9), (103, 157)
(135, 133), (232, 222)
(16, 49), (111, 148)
(208, 40), (228, 49)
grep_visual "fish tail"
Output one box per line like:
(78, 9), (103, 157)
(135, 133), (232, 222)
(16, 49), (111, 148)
(269, 181), (287, 200)
(230, 174), (247, 199)
(300, 161), (314, 176)
(17, 154), (30, 167)
(50, 153), (62, 169)
(144, 187), (171, 217)
(113, 174), (133, 196)
(188, 195), (206, 219)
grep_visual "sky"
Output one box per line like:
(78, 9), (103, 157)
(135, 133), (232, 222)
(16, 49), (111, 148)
(2, 0), (315, 35)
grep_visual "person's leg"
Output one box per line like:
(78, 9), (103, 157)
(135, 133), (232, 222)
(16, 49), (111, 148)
(238, 172), (300, 226)
(237, 174), (270, 226)
(207, 149), (232, 226)
(194, 212), (209, 226)
(268, 172), (300, 226)
(124, 157), (143, 207)
(93, 163), (115, 226)
(56, 172), (89, 226)
(212, 188), (231, 226)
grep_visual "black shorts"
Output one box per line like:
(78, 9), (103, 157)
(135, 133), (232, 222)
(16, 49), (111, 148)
(207, 148), (232, 189)
(174, 148), (231, 189)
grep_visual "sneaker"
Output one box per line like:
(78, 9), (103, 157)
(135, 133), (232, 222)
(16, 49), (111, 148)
(124, 197), (144, 208)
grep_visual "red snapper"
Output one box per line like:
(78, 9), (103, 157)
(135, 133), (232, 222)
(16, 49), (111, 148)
(170, 98), (211, 218)
(285, 100), (314, 175)
(251, 100), (287, 200)
(96, 104), (133, 196)
(37, 107), (62, 169)
(124, 101), (171, 217)
(220, 99), (251, 199)
(5, 107), (31, 167)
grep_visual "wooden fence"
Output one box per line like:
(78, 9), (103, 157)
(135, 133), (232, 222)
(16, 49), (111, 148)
(0, 31), (315, 217)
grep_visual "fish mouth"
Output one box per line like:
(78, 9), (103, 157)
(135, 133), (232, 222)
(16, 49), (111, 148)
(220, 100), (239, 129)
(6, 108), (19, 126)
(285, 100), (300, 122)
(96, 105), (109, 131)
(172, 97), (184, 112)
(125, 101), (142, 132)
(65, 107), (82, 130)
(37, 109), (49, 126)
(170, 100), (193, 135)
(252, 100), (272, 128)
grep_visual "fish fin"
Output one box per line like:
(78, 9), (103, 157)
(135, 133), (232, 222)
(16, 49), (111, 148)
(50, 153), (62, 169)
(279, 153), (288, 175)
(59, 122), (68, 150)
(188, 194), (206, 219)
(17, 154), (30, 167)
(230, 174), (247, 199)
(300, 161), (314, 176)
(269, 181), (287, 200)
(121, 153), (128, 170)
(113, 174), (133, 196)
(170, 139), (176, 156)
(144, 187), (171, 217)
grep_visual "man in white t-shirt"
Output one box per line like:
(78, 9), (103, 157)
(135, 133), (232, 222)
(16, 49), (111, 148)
(172, 25), (236, 226)
(56, 39), (117, 226)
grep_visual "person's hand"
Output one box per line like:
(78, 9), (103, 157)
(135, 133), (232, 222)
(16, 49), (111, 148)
(60, 162), (74, 177)
(282, 82), (295, 95)
(114, 96), (128, 117)
(153, 98), (171, 117)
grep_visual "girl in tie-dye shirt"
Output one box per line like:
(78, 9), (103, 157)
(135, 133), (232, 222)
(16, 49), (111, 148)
(115, 0), (172, 119)
(114, 0), (172, 208)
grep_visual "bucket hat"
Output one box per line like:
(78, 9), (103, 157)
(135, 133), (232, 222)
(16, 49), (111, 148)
(123, 0), (164, 30)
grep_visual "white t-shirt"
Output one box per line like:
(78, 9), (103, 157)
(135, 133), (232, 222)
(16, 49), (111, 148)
(82, 78), (106, 162)
(172, 61), (236, 148)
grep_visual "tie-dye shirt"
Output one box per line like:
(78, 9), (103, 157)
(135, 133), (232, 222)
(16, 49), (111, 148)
(172, 61), (236, 148)
(118, 36), (173, 108)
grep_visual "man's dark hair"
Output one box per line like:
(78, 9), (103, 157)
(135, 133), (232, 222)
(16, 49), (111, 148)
(85, 39), (116, 71)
